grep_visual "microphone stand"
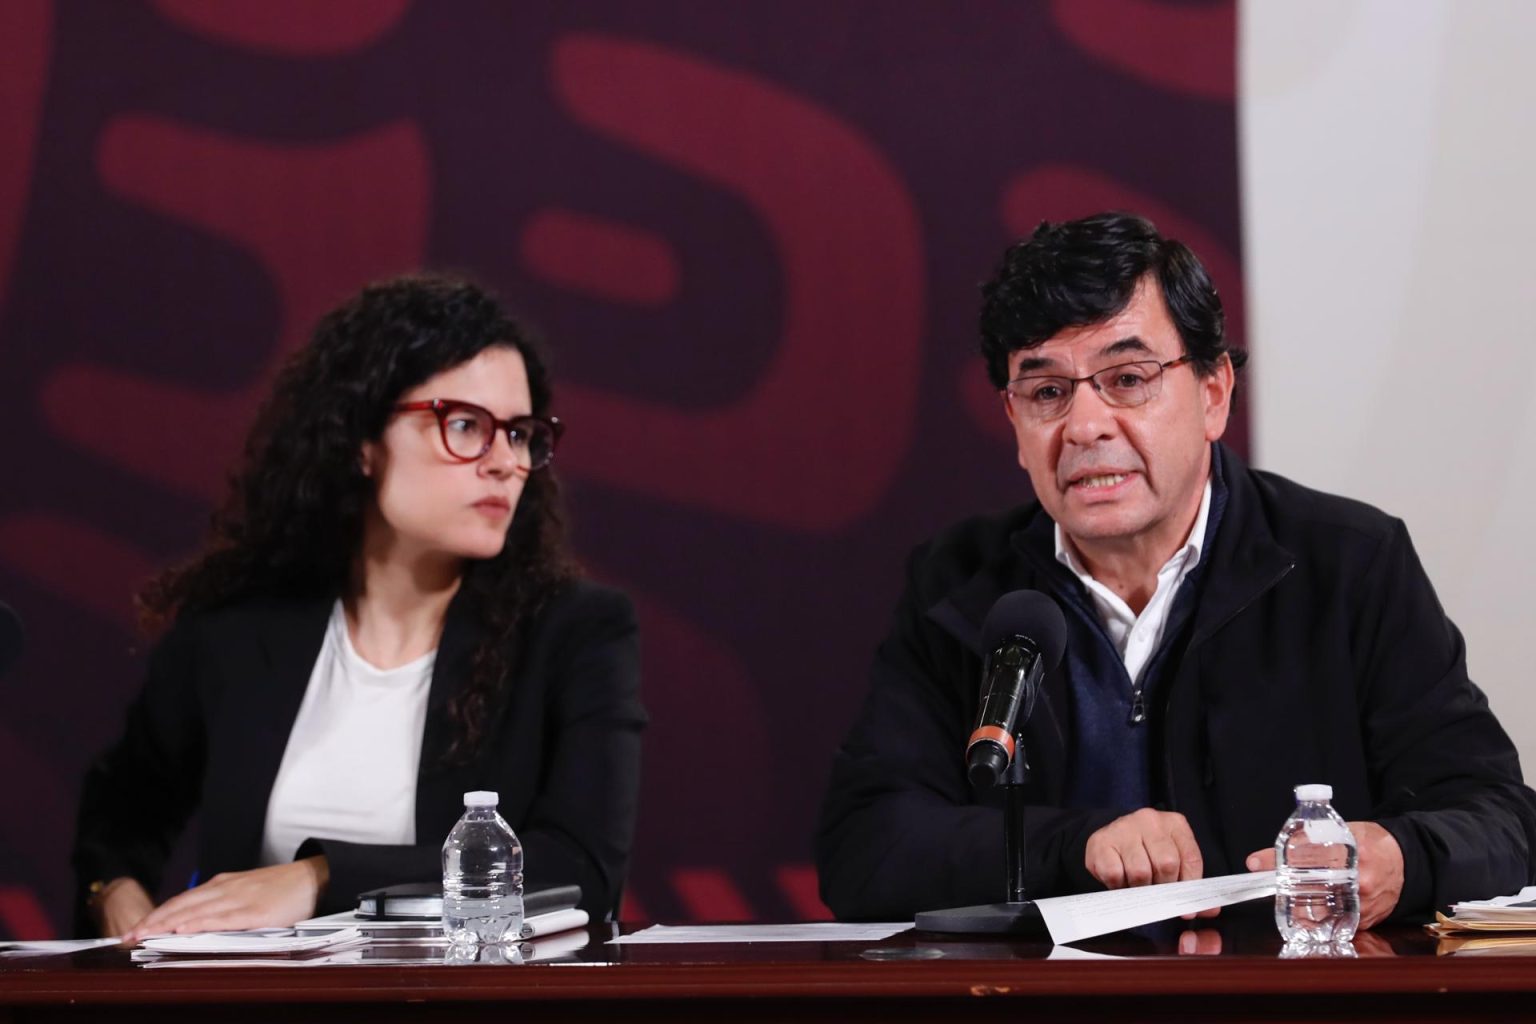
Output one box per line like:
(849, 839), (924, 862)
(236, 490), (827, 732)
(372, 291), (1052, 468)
(912, 732), (1048, 936)
(1002, 742), (1030, 904)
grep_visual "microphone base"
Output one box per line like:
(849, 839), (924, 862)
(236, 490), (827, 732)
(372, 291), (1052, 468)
(913, 900), (1048, 937)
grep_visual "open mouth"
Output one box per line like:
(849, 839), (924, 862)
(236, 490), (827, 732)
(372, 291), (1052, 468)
(1070, 473), (1129, 490)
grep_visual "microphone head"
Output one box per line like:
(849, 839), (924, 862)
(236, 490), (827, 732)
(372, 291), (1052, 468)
(980, 590), (1066, 669)
(0, 603), (21, 679)
(966, 741), (1011, 790)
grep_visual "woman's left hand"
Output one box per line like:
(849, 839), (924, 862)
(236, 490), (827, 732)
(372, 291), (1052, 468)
(123, 856), (329, 943)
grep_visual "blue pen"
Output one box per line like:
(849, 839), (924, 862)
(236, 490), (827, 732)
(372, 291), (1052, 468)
(187, 870), (200, 889)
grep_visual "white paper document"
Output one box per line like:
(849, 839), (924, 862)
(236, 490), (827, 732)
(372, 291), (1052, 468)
(1035, 871), (1277, 946)
(1045, 943), (1124, 960)
(0, 937), (121, 958)
(138, 926), (363, 955)
(609, 922), (911, 945)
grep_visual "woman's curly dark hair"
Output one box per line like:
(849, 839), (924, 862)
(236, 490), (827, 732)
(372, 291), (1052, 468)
(139, 272), (577, 760)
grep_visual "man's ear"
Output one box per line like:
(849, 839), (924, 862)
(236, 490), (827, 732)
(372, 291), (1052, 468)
(1002, 394), (1032, 472)
(1201, 353), (1236, 443)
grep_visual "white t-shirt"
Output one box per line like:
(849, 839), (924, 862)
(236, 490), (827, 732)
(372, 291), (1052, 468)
(1054, 480), (1213, 686)
(259, 601), (435, 866)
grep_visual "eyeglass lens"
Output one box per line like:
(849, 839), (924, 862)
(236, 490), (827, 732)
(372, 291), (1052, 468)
(440, 404), (557, 467)
(1008, 360), (1166, 420)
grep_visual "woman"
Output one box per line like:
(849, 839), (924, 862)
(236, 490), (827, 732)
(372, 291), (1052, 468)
(72, 274), (643, 939)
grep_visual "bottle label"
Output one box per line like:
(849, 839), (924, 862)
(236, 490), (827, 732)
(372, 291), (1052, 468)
(1302, 818), (1354, 845)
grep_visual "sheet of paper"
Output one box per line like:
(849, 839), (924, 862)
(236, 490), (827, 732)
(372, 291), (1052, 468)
(1453, 885), (1536, 910)
(1035, 871), (1276, 946)
(1045, 943), (1124, 960)
(608, 922), (911, 945)
(0, 937), (121, 958)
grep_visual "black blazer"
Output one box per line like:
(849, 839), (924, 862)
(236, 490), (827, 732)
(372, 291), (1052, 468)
(73, 580), (644, 930)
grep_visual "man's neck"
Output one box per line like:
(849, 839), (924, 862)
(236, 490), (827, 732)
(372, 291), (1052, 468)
(1063, 481), (1210, 616)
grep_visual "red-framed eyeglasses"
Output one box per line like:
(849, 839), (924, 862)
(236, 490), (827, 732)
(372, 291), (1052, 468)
(394, 399), (564, 469)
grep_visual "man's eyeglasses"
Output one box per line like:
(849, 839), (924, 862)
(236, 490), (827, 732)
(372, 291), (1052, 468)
(394, 400), (564, 469)
(1002, 355), (1194, 422)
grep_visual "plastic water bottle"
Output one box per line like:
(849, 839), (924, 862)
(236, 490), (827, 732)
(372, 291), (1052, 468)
(442, 790), (524, 945)
(1274, 783), (1359, 951)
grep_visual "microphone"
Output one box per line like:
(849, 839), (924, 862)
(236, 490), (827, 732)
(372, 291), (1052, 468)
(913, 589), (1068, 935)
(965, 590), (1067, 789)
(0, 602), (21, 680)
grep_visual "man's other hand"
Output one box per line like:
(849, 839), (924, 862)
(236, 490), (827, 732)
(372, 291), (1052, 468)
(1244, 820), (1404, 929)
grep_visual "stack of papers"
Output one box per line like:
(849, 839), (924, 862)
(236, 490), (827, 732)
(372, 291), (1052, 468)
(1428, 887), (1536, 936)
(131, 927), (366, 967)
(129, 926), (593, 968)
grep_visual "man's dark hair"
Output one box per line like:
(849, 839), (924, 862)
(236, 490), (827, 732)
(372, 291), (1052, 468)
(979, 211), (1246, 388)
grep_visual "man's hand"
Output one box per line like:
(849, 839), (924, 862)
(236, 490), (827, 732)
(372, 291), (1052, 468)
(1085, 807), (1205, 889)
(1245, 821), (1404, 930)
(92, 877), (155, 940)
(122, 856), (329, 943)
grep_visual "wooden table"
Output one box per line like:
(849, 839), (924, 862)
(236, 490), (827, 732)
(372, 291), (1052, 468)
(3, 907), (1533, 1023)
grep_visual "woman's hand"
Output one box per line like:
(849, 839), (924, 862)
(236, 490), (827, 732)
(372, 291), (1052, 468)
(122, 856), (329, 943)
(92, 877), (155, 940)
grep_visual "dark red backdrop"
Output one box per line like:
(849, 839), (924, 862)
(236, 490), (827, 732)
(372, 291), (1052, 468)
(0, 0), (1245, 937)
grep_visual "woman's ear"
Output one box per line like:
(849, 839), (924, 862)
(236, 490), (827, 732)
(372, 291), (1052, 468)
(359, 440), (377, 478)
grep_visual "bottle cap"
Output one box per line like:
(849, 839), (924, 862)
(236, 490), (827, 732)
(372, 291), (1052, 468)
(1294, 783), (1332, 802)
(463, 790), (499, 807)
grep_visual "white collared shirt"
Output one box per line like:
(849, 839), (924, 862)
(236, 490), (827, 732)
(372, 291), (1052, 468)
(1054, 480), (1213, 686)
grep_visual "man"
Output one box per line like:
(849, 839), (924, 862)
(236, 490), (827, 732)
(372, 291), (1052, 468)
(816, 211), (1536, 927)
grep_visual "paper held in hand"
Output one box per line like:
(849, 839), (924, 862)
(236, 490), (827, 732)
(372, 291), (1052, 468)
(1033, 871), (1278, 946)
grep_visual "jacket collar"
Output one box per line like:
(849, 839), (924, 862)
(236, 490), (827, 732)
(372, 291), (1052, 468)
(215, 594), (333, 871)
(923, 503), (1070, 788)
(1186, 445), (1296, 645)
(925, 519), (1050, 658)
(925, 442), (1296, 657)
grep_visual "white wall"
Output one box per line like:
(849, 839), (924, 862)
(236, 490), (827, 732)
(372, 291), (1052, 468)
(1241, 0), (1536, 771)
